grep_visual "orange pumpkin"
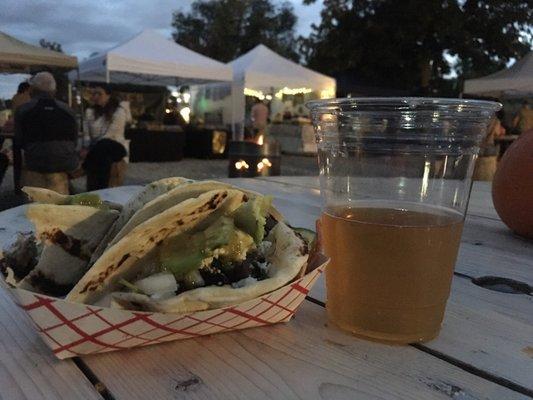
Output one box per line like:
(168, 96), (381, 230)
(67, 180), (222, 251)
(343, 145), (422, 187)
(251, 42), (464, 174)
(492, 129), (533, 239)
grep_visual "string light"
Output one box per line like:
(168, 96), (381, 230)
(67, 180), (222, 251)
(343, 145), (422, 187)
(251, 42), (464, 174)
(244, 88), (265, 100)
(274, 87), (313, 99)
(320, 87), (335, 99)
(257, 158), (272, 172)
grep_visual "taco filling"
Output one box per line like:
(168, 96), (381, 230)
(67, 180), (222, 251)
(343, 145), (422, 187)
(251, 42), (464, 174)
(117, 196), (283, 300)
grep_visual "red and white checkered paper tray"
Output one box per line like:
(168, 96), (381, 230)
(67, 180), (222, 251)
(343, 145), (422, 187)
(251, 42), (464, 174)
(1, 258), (326, 359)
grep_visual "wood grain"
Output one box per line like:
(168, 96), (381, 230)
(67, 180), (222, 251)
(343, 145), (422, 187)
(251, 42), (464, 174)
(81, 300), (528, 400)
(0, 288), (102, 400)
(229, 178), (533, 392)
(0, 179), (530, 399)
(0, 186), (141, 400)
(309, 274), (533, 390)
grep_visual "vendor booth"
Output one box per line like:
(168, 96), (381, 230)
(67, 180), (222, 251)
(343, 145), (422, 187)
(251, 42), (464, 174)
(0, 31), (78, 73)
(190, 44), (336, 153)
(463, 52), (533, 97)
(72, 30), (233, 162)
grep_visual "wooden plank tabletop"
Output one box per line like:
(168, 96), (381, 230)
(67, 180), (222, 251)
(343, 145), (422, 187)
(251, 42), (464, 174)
(0, 178), (531, 399)
(241, 177), (533, 392)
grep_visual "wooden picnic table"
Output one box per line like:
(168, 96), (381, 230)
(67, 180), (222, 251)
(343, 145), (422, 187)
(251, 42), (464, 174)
(0, 177), (531, 400)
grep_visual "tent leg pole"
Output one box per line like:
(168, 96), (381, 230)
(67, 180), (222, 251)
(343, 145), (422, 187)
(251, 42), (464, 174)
(77, 68), (86, 147)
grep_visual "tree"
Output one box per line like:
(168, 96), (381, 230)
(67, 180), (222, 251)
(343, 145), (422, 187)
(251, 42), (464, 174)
(172, 0), (299, 62)
(301, 0), (532, 95)
(39, 39), (63, 53)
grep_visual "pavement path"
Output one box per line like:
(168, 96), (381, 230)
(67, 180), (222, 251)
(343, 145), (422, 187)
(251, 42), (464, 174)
(0, 156), (318, 211)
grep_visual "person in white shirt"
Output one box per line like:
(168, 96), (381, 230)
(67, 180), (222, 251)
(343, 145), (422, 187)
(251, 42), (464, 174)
(85, 84), (130, 150)
(83, 84), (130, 190)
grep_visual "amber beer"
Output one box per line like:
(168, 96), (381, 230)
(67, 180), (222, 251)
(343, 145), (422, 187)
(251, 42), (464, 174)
(321, 206), (464, 343)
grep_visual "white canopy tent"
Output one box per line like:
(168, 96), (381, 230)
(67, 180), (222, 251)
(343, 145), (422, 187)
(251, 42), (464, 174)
(73, 30), (232, 86)
(225, 44), (336, 138)
(0, 30), (78, 73)
(231, 44), (336, 92)
(463, 52), (533, 97)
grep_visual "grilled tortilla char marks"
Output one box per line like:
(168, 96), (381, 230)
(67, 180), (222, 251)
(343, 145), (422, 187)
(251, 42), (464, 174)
(42, 228), (89, 261)
(80, 191), (232, 295)
(264, 214), (278, 236)
(293, 231), (309, 256)
(80, 253), (130, 294)
(29, 271), (73, 297)
(188, 191), (229, 216)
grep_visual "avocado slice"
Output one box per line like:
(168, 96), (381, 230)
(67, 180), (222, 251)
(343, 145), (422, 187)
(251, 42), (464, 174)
(67, 193), (107, 209)
(232, 196), (272, 244)
(160, 217), (235, 278)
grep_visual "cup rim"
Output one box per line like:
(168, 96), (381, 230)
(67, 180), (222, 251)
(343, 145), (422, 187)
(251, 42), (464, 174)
(306, 97), (502, 113)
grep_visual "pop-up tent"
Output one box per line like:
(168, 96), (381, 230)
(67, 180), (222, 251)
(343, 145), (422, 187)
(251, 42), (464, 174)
(74, 30), (232, 86)
(463, 52), (533, 96)
(231, 44), (335, 93)
(191, 44), (336, 138)
(0, 31), (78, 73)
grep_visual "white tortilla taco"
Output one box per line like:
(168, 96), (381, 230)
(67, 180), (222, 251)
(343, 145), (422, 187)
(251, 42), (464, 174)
(67, 186), (312, 313)
(1, 189), (119, 296)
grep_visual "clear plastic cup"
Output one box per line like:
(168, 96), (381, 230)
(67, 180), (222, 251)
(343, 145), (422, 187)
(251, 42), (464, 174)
(307, 97), (501, 344)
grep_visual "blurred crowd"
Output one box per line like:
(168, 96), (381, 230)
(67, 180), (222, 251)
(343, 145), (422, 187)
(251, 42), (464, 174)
(0, 72), (131, 193)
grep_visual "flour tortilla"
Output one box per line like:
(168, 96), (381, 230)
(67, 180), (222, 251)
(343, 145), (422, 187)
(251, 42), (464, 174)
(108, 180), (233, 246)
(108, 180), (284, 248)
(18, 204), (119, 295)
(22, 186), (122, 210)
(22, 187), (70, 205)
(111, 222), (308, 313)
(67, 189), (248, 304)
(89, 177), (193, 263)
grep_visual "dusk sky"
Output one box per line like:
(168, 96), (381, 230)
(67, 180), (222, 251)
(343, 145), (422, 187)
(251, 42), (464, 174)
(0, 0), (323, 98)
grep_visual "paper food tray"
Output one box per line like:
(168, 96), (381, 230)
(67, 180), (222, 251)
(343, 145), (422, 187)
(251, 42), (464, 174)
(1, 260), (326, 359)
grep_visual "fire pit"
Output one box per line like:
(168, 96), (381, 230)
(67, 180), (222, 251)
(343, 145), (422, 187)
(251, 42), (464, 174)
(228, 140), (281, 177)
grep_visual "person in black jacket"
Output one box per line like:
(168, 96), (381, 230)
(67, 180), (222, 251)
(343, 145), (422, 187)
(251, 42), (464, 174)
(15, 72), (78, 193)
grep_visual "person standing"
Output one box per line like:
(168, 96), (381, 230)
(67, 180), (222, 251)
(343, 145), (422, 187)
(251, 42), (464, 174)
(83, 84), (129, 190)
(512, 100), (533, 134)
(15, 72), (78, 194)
(250, 98), (269, 137)
(11, 82), (31, 114)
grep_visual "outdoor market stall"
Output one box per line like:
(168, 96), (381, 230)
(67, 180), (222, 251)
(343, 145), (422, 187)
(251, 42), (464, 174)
(72, 30), (233, 162)
(190, 44), (336, 151)
(0, 31), (78, 73)
(0, 30), (78, 191)
(463, 52), (533, 97)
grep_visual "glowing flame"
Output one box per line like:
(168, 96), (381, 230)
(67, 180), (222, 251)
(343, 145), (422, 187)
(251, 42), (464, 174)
(180, 107), (191, 123)
(256, 135), (264, 145)
(257, 158), (272, 172)
(235, 160), (249, 170)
